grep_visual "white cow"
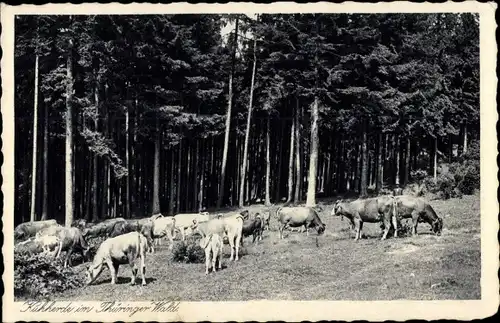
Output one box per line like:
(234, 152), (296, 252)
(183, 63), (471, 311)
(85, 232), (148, 286)
(152, 216), (176, 248)
(173, 212), (210, 241)
(192, 210), (247, 261)
(199, 233), (223, 274)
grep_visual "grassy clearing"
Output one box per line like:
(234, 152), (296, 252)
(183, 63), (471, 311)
(48, 193), (480, 301)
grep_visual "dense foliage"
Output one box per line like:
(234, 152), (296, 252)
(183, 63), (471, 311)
(14, 252), (86, 299)
(15, 13), (479, 226)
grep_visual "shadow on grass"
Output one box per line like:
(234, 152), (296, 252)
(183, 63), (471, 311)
(92, 276), (157, 286)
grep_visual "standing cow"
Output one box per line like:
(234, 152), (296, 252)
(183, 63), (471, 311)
(331, 195), (397, 241)
(394, 195), (443, 236)
(241, 212), (264, 245)
(85, 232), (148, 286)
(277, 207), (326, 239)
(199, 233), (224, 274)
(152, 216), (176, 248)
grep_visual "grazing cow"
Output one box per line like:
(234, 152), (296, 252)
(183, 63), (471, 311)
(54, 227), (91, 268)
(85, 232), (148, 286)
(277, 207), (326, 239)
(199, 233), (223, 274)
(332, 195), (397, 241)
(394, 195), (443, 236)
(173, 212), (210, 241)
(14, 219), (59, 241)
(152, 216), (176, 248)
(82, 218), (126, 239)
(110, 219), (155, 253)
(241, 213), (264, 245)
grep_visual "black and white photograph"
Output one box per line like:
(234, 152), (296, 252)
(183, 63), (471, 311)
(1, 2), (498, 322)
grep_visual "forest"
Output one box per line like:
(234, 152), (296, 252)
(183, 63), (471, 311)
(14, 13), (479, 226)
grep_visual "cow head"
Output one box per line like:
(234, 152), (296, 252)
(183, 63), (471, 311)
(85, 263), (104, 286)
(432, 217), (443, 235)
(191, 219), (199, 230)
(240, 210), (250, 220)
(316, 223), (326, 235)
(331, 201), (343, 216)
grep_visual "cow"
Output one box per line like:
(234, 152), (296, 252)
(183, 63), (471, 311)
(85, 232), (148, 286)
(54, 227), (91, 268)
(393, 195), (443, 236)
(109, 219), (155, 253)
(191, 210), (248, 261)
(241, 212), (264, 245)
(14, 238), (44, 256)
(331, 195), (397, 241)
(199, 233), (224, 274)
(82, 218), (126, 239)
(14, 219), (59, 241)
(277, 207), (326, 239)
(152, 216), (176, 249)
(173, 212), (210, 241)
(35, 234), (60, 255)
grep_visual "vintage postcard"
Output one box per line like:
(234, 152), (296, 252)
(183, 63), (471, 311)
(1, 1), (498, 322)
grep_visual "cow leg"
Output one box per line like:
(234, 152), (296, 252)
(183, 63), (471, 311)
(218, 244), (223, 270)
(205, 249), (210, 274)
(381, 217), (391, 240)
(392, 213), (398, 238)
(107, 259), (117, 284)
(411, 212), (419, 236)
(212, 248), (218, 273)
(129, 263), (138, 286)
(64, 247), (74, 268)
(228, 235), (235, 261)
(140, 252), (147, 286)
(353, 218), (362, 241)
(55, 239), (63, 259)
(234, 233), (241, 261)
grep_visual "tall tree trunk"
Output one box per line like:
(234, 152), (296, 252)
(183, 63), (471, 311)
(306, 97), (320, 206)
(286, 115), (295, 203)
(239, 34), (257, 208)
(433, 136), (438, 181)
(176, 140), (182, 213)
(41, 94), (49, 220)
(360, 121), (368, 197)
(218, 17), (239, 209)
(30, 54), (40, 222)
(404, 137), (411, 185)
(376, 133), (383, 193)
(294, 98), (302, 203)
(198, 140), (205, 212)
(275, 121), (284, 202)
(395, 134), (400, 186)
(463, 121), (468, 155)
(152, 120), (160, 214)
(168, 149), (175, 215)
(264, 114), (272, 206)
(64, 34), (74, 227)
(91, 70), (99, 222)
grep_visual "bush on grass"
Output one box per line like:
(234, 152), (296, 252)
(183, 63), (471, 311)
(14, 252), (85, 300)
(170, 235), (205, 264)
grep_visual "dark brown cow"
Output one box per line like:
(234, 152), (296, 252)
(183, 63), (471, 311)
(82, 218), (127, 239)
(109, 219), (155, 253)
(331, 195), (397, 241)
(277, 207), (326, 239)
(241, 213), (264, 245)
(394, 195), (443, 236)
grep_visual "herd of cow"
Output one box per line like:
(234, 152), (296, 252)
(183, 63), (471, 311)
(14, 194), (443, 288)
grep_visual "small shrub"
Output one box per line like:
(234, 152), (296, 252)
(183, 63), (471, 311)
(410, 169), (428, 183)
(14, 252), (85, 300)
(170, 236), (205, 264)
